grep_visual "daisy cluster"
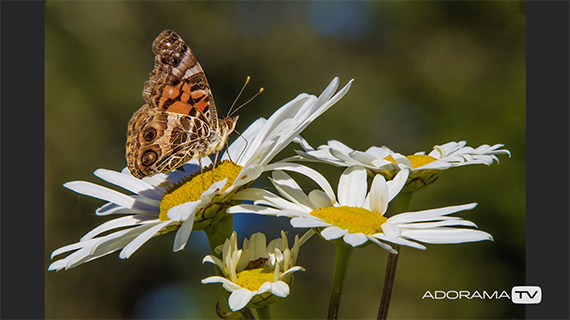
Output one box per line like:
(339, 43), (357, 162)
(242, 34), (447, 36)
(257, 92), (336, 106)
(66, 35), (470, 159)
(50, 77), (510, 316)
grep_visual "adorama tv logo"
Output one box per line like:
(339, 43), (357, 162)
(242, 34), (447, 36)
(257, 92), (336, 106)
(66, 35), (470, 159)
(511, 286), (542, 304)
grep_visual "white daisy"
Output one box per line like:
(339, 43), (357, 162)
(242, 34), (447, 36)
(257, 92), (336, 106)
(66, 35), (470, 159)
(202, 231), (304, 311)
(296, 139), (511, 192)
(49, 78), (352, 271)
(229, 165), (492, 253)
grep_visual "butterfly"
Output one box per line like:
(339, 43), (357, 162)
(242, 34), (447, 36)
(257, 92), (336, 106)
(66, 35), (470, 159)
(126, 29), (238, 179)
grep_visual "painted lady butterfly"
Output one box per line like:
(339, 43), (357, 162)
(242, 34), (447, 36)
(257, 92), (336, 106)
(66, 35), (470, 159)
(126, 29), (238, 179)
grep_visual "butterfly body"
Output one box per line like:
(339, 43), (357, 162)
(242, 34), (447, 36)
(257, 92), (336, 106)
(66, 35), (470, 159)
(126, 29), (238, 179)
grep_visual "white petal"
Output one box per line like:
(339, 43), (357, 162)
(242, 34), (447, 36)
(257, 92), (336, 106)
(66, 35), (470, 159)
(368, 174), (388, 214)
(387, 169), (409, 202)
(232, 119), (266, 156)
(64, 181), (135, 208)
(93, 169), (163, 200)
(290, 217), (330, 228)
(365, 146), (393, 160)
(200, 179), (228, 202)
(280, 266), (306, 279)
(366, 236), (398, 254)
(233, 188), (303, 211)
(173, 218), (195, 252)
(381, 222), (402, 238)
(371, 233), (427, 250)
(330, 148), (360, 165)
(270, 281), (290, 298)
(343, 233), (368, 247)
(400, 220), (478, 229)
(227, 204), (284, 216)
(167, 201), (201, 221)
(250, 233), (268, 260)
(327, 140), (354, 154)
(50, 238), (99, 259)
(264, 162), (336, 203)
(402, 228), (493, 244)
(95, 202), (158, 215)
(119, 221), (173, 259)
(202, 254), (222, 266)
(230, 164), (264, 191)
(320, 226), (348, 240)
(270, 171), (313, 210)
(308, 190), (334, 208)
(202, 276), (241, 291)
(349, 150), (379, 167)
(391, 153), (413, 168)
(275, 79), (352, 153)
(229, 118), (267, 161)
(80, 214), (157, 241)
(338, 166), (367, 207)
(295, 135), (315, 152)
(387, 203), (478, 224)
(228, 289), (257, 311)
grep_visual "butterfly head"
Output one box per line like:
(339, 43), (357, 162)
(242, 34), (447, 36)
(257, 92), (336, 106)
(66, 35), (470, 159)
(207, 116), (239, 156)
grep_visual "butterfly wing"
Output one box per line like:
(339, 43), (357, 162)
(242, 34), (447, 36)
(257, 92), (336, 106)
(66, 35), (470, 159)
(126, 105), (213, 179)
(126, 29), (237, 179)
(142, 29), (219, 129)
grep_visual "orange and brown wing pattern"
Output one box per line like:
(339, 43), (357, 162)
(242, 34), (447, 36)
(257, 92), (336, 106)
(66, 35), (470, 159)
(126, 29), (237, 179)
(125, 106), (214, 179)
(142, 29), (217, 128)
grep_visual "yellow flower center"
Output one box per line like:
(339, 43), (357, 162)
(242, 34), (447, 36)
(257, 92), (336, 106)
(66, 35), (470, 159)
(310, 206), (387, 235)
(236, 268), (280, 292)
(159, 161), (243, 221)
(384, 154), (437, 168)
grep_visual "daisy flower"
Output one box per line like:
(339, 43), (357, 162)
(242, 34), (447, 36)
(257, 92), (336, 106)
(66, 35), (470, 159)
(49, 77), (352, 271)
(202, 231), (304, 311)
(296, 139), (511, 192)
(228, 165), (492, 253)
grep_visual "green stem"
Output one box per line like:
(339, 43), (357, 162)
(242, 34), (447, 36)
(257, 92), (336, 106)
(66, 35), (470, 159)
(377, 192), (413, 320)
(204, 214), (234, 258)
(255, 305), (271, 320)
(328, 244), (354, 320)
(204, 214), (236, 312)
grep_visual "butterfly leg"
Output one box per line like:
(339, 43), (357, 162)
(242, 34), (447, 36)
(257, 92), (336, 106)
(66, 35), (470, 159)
(199, 157), (205, 189)
(225, 140), (234, 163)
(212, 151), (220, 184)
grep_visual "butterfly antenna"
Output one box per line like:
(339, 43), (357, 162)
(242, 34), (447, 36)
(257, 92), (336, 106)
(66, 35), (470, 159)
(229, 87), (264, 118)
(227, 76), (251, 118)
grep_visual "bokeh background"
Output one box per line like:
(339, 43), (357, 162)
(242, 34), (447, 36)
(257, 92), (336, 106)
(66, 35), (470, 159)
(45, 1), (525, 319)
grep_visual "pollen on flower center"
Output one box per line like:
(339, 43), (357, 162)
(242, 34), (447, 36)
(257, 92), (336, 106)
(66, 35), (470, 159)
(384, 154), (437, 168)
(236, 268), (280, 292)
(310, 206), (387, 235)
(158, 161), (243, 221)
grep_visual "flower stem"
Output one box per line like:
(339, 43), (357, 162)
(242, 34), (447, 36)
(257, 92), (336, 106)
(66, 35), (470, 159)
(377, 244), (400, 320)
(204, 214), (234, 257)
(377, 192), (413, 320)
(255, 306), (271, 320)
(328, 244), (354, 320)
(204, 214), (235, 311)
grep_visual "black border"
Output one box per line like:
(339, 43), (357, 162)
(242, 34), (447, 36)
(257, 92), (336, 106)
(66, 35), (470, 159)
(1, 1), (45, 319)
(526, 1), (569, 319)
(0, 1), (569, 320)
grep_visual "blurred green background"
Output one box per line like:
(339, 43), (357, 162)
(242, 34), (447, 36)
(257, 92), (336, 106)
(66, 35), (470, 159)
(45, 1), (525, 319)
